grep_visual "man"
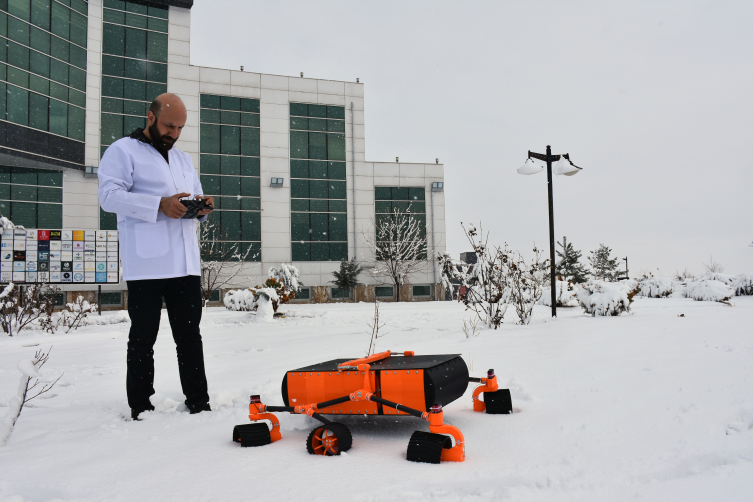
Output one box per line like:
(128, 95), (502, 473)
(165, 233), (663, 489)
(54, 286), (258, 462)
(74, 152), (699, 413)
(98, 93), (214, 420)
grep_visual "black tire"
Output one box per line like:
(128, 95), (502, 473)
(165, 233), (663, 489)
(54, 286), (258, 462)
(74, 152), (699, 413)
(484, 389), (513, 415)
(233, 423), (272, 447)
(406, 431), (452, 464)
(306, 422), (352, 455)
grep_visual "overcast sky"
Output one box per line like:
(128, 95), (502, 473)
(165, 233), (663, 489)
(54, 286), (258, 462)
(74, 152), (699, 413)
(190, 0), (752, 276)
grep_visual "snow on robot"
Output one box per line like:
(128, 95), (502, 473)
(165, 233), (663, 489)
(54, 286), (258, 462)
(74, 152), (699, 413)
(232, 350), (512, 464)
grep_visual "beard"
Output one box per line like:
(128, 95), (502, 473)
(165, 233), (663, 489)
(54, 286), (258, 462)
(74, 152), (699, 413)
(147, 121), (177, 152)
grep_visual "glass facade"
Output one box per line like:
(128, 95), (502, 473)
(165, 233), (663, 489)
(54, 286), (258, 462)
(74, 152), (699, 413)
(289, 102), (347, 262)
(100, 0), (168, 159)
(0, 164), (62, 227)
(412, 285), (430, 297)
(199, 93), (261, 261)
(375, 286), (394, 298)
(0, 0), (87, 147)
(374, 186), (427, 260)
(331, 287), (349, 299)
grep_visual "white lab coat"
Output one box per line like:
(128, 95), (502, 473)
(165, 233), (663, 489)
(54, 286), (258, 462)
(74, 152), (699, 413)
(98, 137), (206, 281)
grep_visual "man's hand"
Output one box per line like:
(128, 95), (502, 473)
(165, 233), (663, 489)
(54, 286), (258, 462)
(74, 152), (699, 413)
(159, 192), (190, 219)
(196, 195), (214, 216)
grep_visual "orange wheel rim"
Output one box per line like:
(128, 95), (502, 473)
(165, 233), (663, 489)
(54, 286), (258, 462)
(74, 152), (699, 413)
(312, 428), (339, 455)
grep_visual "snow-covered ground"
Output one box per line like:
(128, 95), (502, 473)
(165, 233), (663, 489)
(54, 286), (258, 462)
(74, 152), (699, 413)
(1, 297), (752, 501)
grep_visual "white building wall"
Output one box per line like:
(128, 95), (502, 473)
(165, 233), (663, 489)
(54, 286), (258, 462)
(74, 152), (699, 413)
(59, 4), (445, 294)
(62, 0), (103, 231)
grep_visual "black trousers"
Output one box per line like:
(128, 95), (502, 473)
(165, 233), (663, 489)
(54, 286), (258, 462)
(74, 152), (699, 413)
(126, 275), (209, 411)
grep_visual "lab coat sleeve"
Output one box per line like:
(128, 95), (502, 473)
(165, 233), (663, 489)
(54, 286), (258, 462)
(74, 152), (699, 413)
(98, 142), (161, 223)
(191, 165), (210, 224)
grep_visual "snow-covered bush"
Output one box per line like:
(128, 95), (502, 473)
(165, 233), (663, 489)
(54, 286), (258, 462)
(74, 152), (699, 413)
(223, 289), (256, 311)
(683, 280), (734, 304)
(700, 273), (733, 285)
(439, 224), (510, 329)
(269, 263), (302, 295)
(638, 277), (674, 298)
(1, 347), (61, 446)
(0, 283), (58, 336)
(577, 280), (631, 316)
(253, 287), (279, 322)
(732, 274), (753, 296)
(539, 280), (579, 307)
(57, 296), (98, 333)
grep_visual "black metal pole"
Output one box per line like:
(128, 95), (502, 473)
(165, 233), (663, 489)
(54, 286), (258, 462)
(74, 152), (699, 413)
(98, 285), (102, 316)
(546, 145), (556, 317)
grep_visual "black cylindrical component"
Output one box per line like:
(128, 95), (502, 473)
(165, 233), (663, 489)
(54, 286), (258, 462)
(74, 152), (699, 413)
(310, 413), (331, 424)
(265, 406), (295, 412)
(316, 395), (352, 409)
(370, 396), (425, 419)
(250, 395), (261, 403)
(487, 369), (495, 379)
(468, 377), (482, 383)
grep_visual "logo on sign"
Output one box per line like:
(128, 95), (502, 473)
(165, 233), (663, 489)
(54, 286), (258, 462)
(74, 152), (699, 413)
(97, 263), (105, 271)
(74, 273), (83, 281)
(50, 231), (61, 240)
(62, 262), (72, 272)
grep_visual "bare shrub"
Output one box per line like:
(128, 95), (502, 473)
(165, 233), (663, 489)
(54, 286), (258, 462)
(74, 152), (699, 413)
(59, 295), (98, 333)
(703, 256), (725, 274)
(365, 301), (388, 355)
(0, 283), (59, 337)
(462, 316), (480, 338)
(1, 347), (62, 446)
(199, 220), (257, 307)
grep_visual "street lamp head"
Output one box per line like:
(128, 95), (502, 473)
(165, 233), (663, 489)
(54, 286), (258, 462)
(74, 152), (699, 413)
(517, 158), (543, 175)
(554, 155), (582, 176)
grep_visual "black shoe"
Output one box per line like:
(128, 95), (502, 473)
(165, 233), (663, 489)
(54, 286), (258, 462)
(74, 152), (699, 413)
(189, 403), (211, 415)
(131, 404), (155, 420)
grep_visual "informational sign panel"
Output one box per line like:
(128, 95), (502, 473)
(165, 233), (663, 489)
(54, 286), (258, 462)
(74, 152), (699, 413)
(0, 229), (120, 284)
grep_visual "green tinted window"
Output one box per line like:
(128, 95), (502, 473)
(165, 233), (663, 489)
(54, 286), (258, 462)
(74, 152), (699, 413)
(0, 166), (63, 229)
(289, 104), (348, 260)
(198, 94), (262, 260)
(101, 10), (167, 157)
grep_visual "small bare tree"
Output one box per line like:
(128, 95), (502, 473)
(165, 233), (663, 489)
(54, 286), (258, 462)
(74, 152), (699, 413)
(1, 347), (62, 446)
(439, 223), (510, 329)
(0, 283), (59, 337)
(504, 244), (548, 325)
(199, 219), (257, 307)
(366, 300), (388, 355)
(703, 256), (725, 274)
(58, 295), (98, 333)
(363, 208), (427, 302)
(462, 316), (480, 338)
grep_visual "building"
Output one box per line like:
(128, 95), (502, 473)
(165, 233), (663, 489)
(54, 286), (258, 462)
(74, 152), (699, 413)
(0, 0), (446, 306)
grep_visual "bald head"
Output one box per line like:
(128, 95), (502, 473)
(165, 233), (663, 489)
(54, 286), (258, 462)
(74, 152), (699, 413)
(149, 93), (186, 120)
(146, 93), (187, 150)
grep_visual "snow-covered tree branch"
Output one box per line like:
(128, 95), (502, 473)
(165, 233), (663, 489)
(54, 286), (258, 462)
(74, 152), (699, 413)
(363, 208), (427, 302)
(199, 220), (258, 307)
(1, 347), (62, 446)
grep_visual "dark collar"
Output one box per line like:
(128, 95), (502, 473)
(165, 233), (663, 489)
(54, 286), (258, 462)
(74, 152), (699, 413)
(129, 128), (169, 163)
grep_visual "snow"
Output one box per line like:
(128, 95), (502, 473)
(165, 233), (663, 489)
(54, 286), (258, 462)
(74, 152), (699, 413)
(638, 276), (675, 298)
(684, 279), (735, 303)
(732, 274), (753, 296)
(223, 289), (255, 311)
(577, 279), (632, 316)
(538, 280), (579, 307)
(1, 299), (753, 501)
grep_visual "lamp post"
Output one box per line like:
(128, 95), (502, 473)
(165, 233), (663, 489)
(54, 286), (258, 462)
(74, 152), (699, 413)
(517, 145), (582, 317)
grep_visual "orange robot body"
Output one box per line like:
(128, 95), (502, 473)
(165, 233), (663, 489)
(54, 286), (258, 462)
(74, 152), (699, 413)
(233, 351), (513, 464)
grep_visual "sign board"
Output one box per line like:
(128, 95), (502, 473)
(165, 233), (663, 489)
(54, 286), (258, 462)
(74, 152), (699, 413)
(0, 229), (119, 284)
